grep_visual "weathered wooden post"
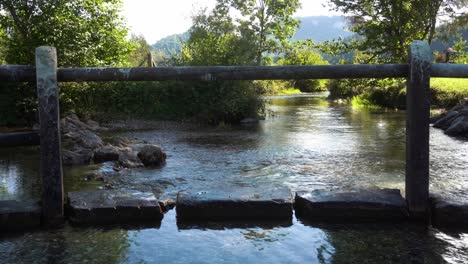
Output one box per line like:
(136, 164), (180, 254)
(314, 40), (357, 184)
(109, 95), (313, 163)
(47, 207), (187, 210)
(36, 46), (64, 226)
(406, 41), (431, 220)
(147, 52), (153, 67)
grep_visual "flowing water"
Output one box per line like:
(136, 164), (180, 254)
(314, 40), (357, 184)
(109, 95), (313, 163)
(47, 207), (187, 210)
(1, 94), (467, 263)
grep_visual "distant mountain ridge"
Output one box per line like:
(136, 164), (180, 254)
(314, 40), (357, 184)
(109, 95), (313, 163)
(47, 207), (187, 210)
(150, 16), (352, 54)
(294, 16), (353, 42)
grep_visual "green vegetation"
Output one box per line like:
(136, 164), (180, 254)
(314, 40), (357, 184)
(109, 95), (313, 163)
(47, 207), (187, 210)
(1, 0), (468, 126)
(279, 41), (329, 92)
(325, 0), (468, 109)
(431, 78), (468, 108)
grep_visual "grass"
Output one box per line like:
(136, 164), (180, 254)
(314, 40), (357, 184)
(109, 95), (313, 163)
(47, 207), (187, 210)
(277, 87), (302, 95)
(351, 94), (382, 109)
(430, 78), (468, 108)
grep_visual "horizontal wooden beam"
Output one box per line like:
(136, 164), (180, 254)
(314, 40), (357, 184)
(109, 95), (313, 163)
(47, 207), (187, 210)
(0, 65), (36, 82)
(0, 64), (466, 82)
(57, 65), (409, 82)
(0, 131), (40, 147)
(431, 64), (468, 78)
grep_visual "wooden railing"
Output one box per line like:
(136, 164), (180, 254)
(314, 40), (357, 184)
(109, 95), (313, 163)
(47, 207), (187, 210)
(1, 41), (468, 226)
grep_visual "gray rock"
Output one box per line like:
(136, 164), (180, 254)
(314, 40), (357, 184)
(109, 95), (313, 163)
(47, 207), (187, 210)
(176, 187), (293, 221)
(445, 117), (468, 136)
(119, 147), (144, 168)
(67, 189), (163, 225)
(295, 188), (408, 223)
(458, 108), (468, 118)
(433, 111), (459, 129)
(62, 149), (92, 165)
(137, 145), (166, 167)
(93, 145), (120, 164)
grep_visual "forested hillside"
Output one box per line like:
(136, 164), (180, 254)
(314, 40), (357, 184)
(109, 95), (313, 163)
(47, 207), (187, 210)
(150, 16), (352, 55)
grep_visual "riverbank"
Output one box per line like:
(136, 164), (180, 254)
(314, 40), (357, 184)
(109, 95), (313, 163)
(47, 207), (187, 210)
(329, 78), (468, 111)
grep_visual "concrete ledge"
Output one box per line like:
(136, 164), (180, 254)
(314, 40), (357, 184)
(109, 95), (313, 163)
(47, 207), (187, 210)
(431, 196), (468, 228)
(176, 187), (293, 221)
(295, 189), (409, 223)
(67, 189), (163, 226)
(0, 200), (41, 230)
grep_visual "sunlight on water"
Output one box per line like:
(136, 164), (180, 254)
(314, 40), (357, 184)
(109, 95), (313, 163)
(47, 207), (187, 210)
(1, 94), (467, 263)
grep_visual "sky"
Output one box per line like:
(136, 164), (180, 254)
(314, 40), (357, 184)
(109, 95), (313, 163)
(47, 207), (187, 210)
(122, 0), (341, 44)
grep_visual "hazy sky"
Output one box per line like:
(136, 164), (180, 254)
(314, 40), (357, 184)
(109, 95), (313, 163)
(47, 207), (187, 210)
(122, 0), (340, 44)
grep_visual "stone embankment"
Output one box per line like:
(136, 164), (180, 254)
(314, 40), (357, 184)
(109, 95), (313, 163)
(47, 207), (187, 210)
(431, 100), (468, 138)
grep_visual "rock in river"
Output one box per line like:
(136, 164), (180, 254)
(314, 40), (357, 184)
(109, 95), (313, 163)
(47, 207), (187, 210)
(93, 145), (120, 164)
(432, 99), (468, 138)
(137, 145), (166, 167)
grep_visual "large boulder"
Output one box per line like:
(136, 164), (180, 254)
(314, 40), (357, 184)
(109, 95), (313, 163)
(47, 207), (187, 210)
(119, 147), (144, 168)
(445, 116), (468, 136)
(62, 150), (93, 166)
(60, 115), (104, 166)
(433, 111), (459, 129)
(137, 145), (166, 167)
(93, 145), (120, 164)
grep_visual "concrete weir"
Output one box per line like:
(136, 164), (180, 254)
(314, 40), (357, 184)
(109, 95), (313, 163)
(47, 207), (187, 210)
(176, 187), (293, 221)
(67, 189), (163, 225)
(0, 200), (41, 230)
(431, 196), (468, 228)
(295, 189), (409, 223)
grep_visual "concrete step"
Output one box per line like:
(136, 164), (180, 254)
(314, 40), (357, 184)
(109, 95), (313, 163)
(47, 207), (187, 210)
(295, 188), (409, 223)
(0, 200), (41, 230)
(67, 189), (163, 226)
(431, 196), (468, 228)
(176, 187), (293, 221)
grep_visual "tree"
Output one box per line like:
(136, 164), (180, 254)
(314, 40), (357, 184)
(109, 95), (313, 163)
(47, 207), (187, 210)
(0, 0), (132, 66)
(328, 0), (468, 62)
(225, 0), (301, 65)
(279, 41), (329, 92)
(180, 4), (256, 66)
(127, 34), (151, 67)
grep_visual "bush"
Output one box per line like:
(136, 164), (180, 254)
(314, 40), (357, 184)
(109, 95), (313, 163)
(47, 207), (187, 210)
(60, 81), (264, 124)
(0, 82), (37, 126)
(328, 78), (406, 109)
(327, 79), (368, 99)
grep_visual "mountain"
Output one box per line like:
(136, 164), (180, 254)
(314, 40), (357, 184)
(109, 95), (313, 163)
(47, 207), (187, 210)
(150, 32), (189, 55)
(150, 16), (352, 55)
(294, 16), (353, 42)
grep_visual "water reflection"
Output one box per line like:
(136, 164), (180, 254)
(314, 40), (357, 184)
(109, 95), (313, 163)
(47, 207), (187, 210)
(1, 94), (468, 263)
(0, 227), (129, 264)
(0, 146), (40, 200)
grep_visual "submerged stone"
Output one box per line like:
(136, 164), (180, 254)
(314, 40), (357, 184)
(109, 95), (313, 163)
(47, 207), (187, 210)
(67, 189), (163, 225)
(431, 196), (468, 228)
(176, 187), (293, 221)
(295, 189), (408, 223)
(0, 200), (41, 231)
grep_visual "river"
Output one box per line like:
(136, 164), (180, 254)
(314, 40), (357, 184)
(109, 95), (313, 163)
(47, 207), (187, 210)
(1, 94), (467, 263)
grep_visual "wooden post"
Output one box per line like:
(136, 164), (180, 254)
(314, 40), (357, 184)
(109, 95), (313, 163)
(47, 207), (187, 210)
(406, 41), (431, 220)
(35, 46), (64, 226)
(147, 52), (153, 67)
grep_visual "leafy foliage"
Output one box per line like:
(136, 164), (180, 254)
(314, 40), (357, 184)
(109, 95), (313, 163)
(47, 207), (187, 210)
(328, 0), (468, 62)
(127, 34), (151, 67)
(0, 0), (133, 66)
(221, 0), (301, 65)
(279, 41), (329, 92)
(452, 34), (468, 63)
